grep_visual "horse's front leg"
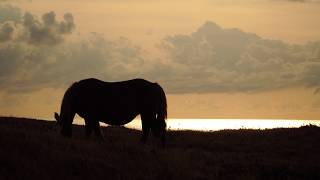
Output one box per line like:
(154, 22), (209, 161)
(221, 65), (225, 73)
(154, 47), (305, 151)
(140, 115), (150, 143)
(84, 119), (93, 138)
(93, 120), (104, 142)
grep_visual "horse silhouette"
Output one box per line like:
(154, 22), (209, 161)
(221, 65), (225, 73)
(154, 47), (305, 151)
(54, 78), (167, 145)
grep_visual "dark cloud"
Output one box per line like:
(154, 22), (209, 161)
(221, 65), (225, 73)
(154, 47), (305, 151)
(21, 11), (75, 45)
(0, 4), (75, 45)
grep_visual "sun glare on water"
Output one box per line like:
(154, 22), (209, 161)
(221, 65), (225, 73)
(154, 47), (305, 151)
(126, 119), (320, 131)
(167, 119), (320, 131)
(73, 117), (320, 131)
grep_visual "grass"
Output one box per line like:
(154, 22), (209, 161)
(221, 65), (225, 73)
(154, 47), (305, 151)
(0, 116), (320, 180)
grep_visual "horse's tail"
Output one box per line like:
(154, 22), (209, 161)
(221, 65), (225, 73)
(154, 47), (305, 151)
(154, 83), (167, 147)
(155, 83), (167, 122)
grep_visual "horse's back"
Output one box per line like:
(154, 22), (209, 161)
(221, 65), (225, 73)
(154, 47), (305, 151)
(75, 78), (153, 101)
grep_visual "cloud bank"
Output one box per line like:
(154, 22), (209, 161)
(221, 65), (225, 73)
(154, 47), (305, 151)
(160, 21), (320, 93)
(0, 5), (148, 93)
(0, 4), (320, 94)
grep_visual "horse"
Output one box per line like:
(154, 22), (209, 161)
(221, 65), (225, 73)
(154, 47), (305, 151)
(54, 78), (167, 145)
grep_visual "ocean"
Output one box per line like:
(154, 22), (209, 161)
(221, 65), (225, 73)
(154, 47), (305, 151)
(72, 117), (320, 131)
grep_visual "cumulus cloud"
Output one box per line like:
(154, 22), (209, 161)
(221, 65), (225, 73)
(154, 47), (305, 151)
(159, 21), (320, 93)
(0, 5), (80, 92)
(21, 11), (75, 45)
(0, 5), (75, 46)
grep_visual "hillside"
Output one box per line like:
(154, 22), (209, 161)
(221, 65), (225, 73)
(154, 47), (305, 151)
(0, 117), (320, 180)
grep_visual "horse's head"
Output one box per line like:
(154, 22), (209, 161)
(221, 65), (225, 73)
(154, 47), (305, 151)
(54, 112), (72, 137)
(54, 112), (62, 125)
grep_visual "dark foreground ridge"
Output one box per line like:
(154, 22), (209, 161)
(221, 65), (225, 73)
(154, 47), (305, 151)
(1, 117), (320, 180)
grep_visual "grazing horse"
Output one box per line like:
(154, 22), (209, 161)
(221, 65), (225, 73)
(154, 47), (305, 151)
(54, 78), (167, 145)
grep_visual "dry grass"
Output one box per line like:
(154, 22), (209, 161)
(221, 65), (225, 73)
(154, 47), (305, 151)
(0, 116), (320, 180)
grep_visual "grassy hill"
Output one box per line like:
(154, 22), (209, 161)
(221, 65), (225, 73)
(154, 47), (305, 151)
(0, 117), (320, 180)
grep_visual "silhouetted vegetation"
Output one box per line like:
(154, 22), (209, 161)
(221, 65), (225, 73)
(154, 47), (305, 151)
(1, 116), (320, 180)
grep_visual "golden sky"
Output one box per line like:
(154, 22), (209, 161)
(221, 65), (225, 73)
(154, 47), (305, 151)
(1, 0), (320, 119)
(18, 0), (320, 44)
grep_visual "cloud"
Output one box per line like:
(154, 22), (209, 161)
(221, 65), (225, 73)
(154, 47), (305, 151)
(0, 4), (21, 24)
(0, 22), (14, 42)
(159, 21), (320, 93)
(1, 5), (320, 95)
(0, 31), (149, 93)
(21, 11), (75, 45)
(0, 5), (80, 92)
(0, 5), (75, 46)
(0, 7), (152, 94)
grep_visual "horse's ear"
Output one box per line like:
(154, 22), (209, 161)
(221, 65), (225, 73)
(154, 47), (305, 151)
(54, 112), (60, 123)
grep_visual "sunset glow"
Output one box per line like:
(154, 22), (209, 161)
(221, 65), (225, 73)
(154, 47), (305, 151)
(1, 0), (320, 121)
(2, 2), (320, 178)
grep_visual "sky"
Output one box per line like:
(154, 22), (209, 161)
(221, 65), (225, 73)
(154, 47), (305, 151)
(1, 0), (320, 120)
